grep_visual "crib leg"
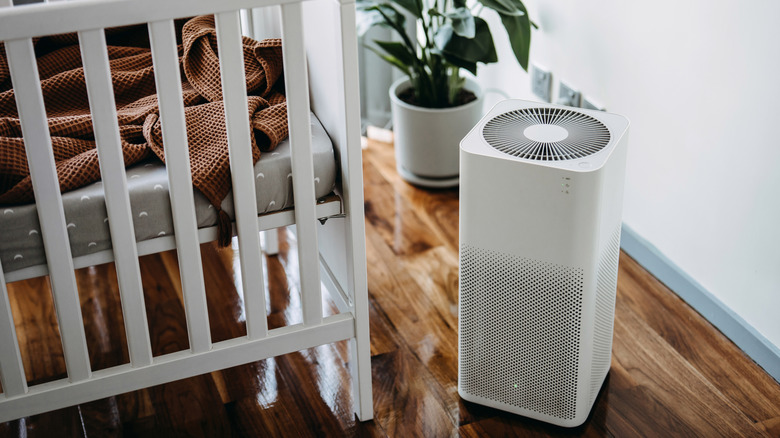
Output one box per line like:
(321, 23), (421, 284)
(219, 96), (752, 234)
(349, 330), (374, 421)
(261, 229), (279, 255)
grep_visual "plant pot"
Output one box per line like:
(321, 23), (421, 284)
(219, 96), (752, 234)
(389, 77), (484, 188)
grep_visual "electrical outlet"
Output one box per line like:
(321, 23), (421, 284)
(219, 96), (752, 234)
(582, 97), (605, 111)
(531, 64), (552, 102)
(556, 81), (581, 107)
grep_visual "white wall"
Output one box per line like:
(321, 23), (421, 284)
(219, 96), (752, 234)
(474, 0), (780, 349)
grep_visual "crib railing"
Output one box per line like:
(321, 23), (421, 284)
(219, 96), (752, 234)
(0, 0), (370, 422)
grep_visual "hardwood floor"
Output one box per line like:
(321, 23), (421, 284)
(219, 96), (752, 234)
(2, 137), (779, 437)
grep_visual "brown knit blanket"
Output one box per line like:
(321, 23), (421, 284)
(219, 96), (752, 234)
(0, 15), (288, 246)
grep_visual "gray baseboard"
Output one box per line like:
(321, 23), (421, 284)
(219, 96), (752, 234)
(620, 224), (780, 384)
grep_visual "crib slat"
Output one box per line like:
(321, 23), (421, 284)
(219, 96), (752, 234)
(4, 38), (92, 382)
(0, 267), (27, 397)
(280, 2), (322, 326)
(148, 20), (212, 353)
(214, 10), (268, 339)
(336, 0), (374, 420)
(78, 29), (153, 367)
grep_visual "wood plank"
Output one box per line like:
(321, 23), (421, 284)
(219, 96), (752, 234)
(146, 375), (233, 437)
(75, 263), (153, 430)
(225, 392), (318, 437)
(363, 137), (460, 252)
(371, 348), (454, 436)
(2, 274), (100, 433)
(7, 277), (67, 385)
(223, 343), (386, 437)
(74, 265), (131, 434)
(0, 267), (26, 397)
(137, 252), (234, 436)
(611, 301), (766, 437)
(362, 159), (440, 256)
(138, 253), (190, 357)
(617, 252), (780, 424)
(4, 406), (86, 438)
(114, 388), (156, 429)
(265, 228), (304, 325)
(366, 296), (403, 357)
(79, 397), (122, 437)
(757, 417), (780, 436)
(270, 341), (351, 433)
(362, 157), (467, 424)
(75, 264), (129, 372)
(198, 243), (247, 343)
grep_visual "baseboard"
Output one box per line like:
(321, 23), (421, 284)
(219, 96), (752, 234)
(620, 224), (780, 384)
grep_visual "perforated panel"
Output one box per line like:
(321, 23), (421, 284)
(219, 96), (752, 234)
(589, 225), (621, 406)
(459, 245), (584, 420)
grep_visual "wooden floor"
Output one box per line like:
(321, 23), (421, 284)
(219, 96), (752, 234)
(2, 137), (779, 437)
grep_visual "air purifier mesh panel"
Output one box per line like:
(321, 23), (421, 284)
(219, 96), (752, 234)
(482, 107), (610, 161)
(589, 225), (622, 406)
(459, 244), (584, 420)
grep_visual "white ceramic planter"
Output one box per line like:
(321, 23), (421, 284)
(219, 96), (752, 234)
(390, 77), (483, 188)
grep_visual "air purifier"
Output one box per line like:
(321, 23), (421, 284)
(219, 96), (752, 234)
(458, 99), (629, 427)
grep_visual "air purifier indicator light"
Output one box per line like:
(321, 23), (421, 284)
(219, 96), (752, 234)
(562, 177), (571, 193)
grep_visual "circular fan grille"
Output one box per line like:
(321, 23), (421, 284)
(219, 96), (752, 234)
(482, 108), (611, 161)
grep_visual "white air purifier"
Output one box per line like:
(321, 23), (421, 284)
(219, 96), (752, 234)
(458, 99), (630, 427)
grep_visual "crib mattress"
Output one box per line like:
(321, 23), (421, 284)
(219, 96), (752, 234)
(0, 113), (337, 275)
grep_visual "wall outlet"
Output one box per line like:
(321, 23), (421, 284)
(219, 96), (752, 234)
(556, 81), (581, 107)
(531, 64), (552, 102)
(582, 97), (606, 111)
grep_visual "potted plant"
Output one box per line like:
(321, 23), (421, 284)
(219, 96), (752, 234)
(357, 0), (536, 187)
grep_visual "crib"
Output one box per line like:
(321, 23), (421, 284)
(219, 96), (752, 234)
(0, 0), (372, 423)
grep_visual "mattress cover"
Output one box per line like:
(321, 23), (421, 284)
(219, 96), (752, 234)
(0, 113), (336, 275)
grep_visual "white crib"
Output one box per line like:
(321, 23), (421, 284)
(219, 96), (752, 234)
(0, 0), (372, 423)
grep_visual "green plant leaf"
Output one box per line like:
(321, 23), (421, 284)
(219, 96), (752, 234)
(355, 6), (386, 37)
(436, 7), (475, 38)
(392, 0), (423, 18)
(475, 0), (532, 70)
(478, 0), (526, 16)
(366, 45), (411, 74)
(498, 3), (531, 70)
(355, 2), (407, 38)
(374, 40), (417, 68)
(434, 17), (497, 65)
(443, 54), (478, 76)
(430, 47), (477, 75)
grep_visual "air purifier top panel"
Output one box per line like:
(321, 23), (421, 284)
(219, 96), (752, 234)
(462, 99), (630, 172)
(483, 107), (610, 160)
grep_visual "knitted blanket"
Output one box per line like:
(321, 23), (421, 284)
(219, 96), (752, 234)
(0, 15), (288, 246)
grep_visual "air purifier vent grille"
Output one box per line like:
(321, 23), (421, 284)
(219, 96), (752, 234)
(459, 245), (584, 420)
(482, 107), (610, 161)
(589, 225), (622, 406)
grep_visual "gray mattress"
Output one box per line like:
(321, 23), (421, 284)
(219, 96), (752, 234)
(0, 113), (337, 275)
